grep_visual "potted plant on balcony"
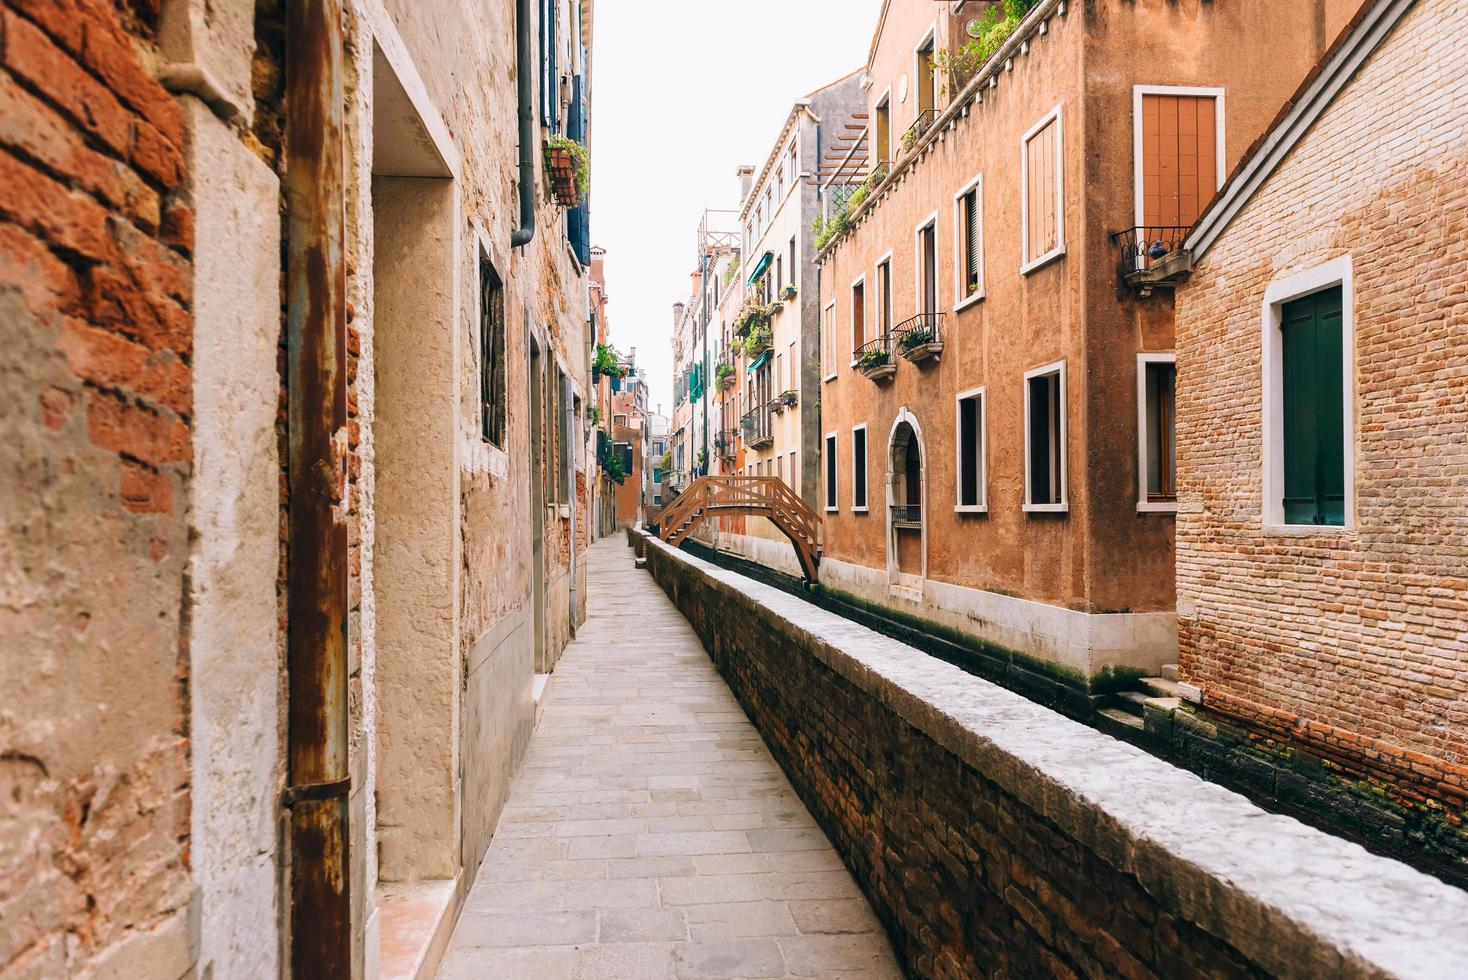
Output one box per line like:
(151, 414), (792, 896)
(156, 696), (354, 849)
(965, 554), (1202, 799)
(780, 284), (797, 301)
(742, 323), (773, 358)
(544, 134), (589, 207)
(715, 362), (735, 392)
(779, 389), (798, 409)
(857, 345), (896, 381)
(897, 320), (944, 364)
(592, 342), (621, 382)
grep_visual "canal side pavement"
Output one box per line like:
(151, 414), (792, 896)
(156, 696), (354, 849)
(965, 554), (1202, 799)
(436, 536), (902, 979)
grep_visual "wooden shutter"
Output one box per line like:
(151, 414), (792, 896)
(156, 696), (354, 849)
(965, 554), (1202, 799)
(852, 283), (865, 351)
(1281, 286), (1345, 525)
(1026, 119), (1057, 261)
(1141, 94), (1218, 229)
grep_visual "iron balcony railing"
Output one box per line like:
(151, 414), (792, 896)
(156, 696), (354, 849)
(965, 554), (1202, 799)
(891, 504), (922, 527)
(741, 404), (773, 449)
(715, 428), (739, 460)
(893, 312), (944, 355)
(854, 333), (893, 376)
(1111, 225), (1190, 276)
(901, 109), (939, 153)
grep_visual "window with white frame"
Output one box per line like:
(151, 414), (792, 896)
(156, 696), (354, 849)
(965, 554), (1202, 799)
(1024, 361), (1067, 511)
(1133, 87), (1225, 236)
(852, 424), (868, 511)
(954, 175), (983, 306)
(1137, 354), (1177, 509)
(824, 432), (838, 512)
(876, 253), (892, 338)
(822, 301), (837, 381)
(1262, 258), (1352, 529)
(1021, 105), (1065, 272)
(788, 449), (797, 491)
(955, 387), (986, 510)
(850, 277), (866, 362)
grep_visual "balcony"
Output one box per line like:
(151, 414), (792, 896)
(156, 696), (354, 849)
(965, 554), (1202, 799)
(741, 404), (773, 450)
(894, 312), (944, 365)
(771, 389), (798, 414)
(900, 109), (939, 155)
(715, 428), (739, 461)
(1111, 226), (1193, 295)
(891, 504), (922, 528)
(854, 334), (895, 382)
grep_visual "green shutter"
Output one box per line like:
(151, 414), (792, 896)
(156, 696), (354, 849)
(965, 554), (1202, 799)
(1281, 286), (1344, 526)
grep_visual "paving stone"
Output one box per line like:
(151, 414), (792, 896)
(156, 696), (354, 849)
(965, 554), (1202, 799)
(598, 907), (690, 943)
(682, 901), (800, 942)
(657, 874), (764, 906)
(779, 933), (903, 976)
(450, 910), (596, 947)
(788, 899), (885, 935)
(672, 939), (787, 979)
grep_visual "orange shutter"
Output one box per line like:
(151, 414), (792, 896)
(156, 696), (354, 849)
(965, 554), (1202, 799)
(852, 283), (865, 352)
(1141, 94), (1217, 229)
(1026, 119), (1058, 261)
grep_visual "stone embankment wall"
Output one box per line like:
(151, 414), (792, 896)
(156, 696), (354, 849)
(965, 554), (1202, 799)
(639, 533), (1468, 979)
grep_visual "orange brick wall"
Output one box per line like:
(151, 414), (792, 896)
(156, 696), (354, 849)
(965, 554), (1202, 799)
(1175, 0), (1468, 801)
(0, 0), (194, 973)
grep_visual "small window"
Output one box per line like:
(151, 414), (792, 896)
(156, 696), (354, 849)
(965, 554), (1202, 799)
(954, 176), (983, 305)
(1281, 286), (1345, 526)
(875, 95), (891, 168)
(824, 432), (838, 512)
(852, 425), (868, 511)
(788, 236), (797, 285)
(850, 279), (866, 361)
(956, 388), (986, 510)
(916, 36), (936, 117)
(613, 413), (627, 427)
(653, 467), (662, 484)
(876, 257), (892, 337)
(776, 254), (784, 293)
(479, 254), (506, 446)
(1021, 106), (1065, 272)
(916, 218), (937, 315)
(1138, 356), (1177, 508)
(822, 301), (837, 381)
(1024, 362), (1066, 511)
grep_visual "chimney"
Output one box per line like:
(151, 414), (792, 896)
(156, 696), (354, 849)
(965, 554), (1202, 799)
(736, 165), (755, 204)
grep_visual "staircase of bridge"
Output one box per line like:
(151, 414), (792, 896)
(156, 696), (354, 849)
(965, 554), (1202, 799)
(658, 475), (822, 582)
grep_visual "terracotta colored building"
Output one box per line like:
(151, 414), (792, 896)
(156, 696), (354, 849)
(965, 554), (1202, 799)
(814, 0), (1355, 685)
(1175, 0), (1468, 813)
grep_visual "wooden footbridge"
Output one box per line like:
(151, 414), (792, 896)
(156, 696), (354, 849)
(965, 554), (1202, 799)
(657, 476), (823, 582)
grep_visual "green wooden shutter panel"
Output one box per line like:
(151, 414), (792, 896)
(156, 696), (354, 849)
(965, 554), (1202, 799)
(1281, 286), (1344, 525)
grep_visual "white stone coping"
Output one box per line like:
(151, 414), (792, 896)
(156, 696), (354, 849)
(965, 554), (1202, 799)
(645, 535), (1468, 979)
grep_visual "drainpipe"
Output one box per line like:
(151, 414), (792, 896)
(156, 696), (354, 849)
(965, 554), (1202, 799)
(567, 373), (578, 630)
(283, 0), (351, 975)
(511, 0), (536, 248)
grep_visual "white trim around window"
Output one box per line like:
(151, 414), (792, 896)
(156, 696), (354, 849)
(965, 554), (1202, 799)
(848, 274), (866, 367)
(1020, 103), (1066, 275)
(1260, 254), (1355, 533)
(952, 172), (984, 311)
(822, 300), (838, 383)
(1022, 359), (1068, 513)
(954, 386), (987, 512)
(1131, 86), (1227, 231)
(1136, 353), (1178, 513)
(912, 211), (940, 315)
(874, 249), (894, 341)
(824, 430), (839, 513)
(851, 423), (869, 512)
(913, 22), (938, 114)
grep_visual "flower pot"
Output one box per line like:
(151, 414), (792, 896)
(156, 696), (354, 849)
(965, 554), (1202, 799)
(545, 145), (580, 207)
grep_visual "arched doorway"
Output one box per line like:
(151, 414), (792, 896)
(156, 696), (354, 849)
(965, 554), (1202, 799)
(887, 412), (926, 591)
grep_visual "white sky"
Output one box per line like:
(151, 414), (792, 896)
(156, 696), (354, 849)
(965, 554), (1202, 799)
(590, 0), (885, 414)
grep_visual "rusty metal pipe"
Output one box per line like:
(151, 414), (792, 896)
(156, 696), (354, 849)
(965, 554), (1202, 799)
(511, 0), (536, 247)
(283, 0), (351, 974)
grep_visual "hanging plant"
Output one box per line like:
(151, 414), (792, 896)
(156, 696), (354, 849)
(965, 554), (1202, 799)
(715, 362), (736, 391)
(544, 134), (590, 207)
(593, 342), (622, 379)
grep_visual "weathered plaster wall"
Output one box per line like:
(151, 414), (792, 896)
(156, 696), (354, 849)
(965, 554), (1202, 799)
(1175, 0), (1468, 805)
(643, 533), (1468, 980)
(184, 96), (282, 980)
(0, 0), (196, 974)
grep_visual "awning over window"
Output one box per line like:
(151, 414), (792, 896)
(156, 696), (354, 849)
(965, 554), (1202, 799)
(747, 350), (771, 375)
(745, 250), (773, 286)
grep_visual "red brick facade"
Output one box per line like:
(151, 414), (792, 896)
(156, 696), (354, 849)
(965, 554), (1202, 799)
(1, 0), (194, 973)
(1175, 0), (1468, 805)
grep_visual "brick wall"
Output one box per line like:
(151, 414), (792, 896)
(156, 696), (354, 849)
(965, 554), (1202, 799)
(0, 0), (194, 974)
(1174, 0), (1468, 807)
(641, 534), (1468, 979)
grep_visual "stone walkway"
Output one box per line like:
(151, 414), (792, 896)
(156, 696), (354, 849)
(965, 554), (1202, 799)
(437, 537), (901, 980)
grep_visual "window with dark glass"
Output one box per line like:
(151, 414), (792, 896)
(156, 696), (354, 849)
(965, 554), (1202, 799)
(1281, 286), (1345, 525)
(479, 256), (505, 447)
